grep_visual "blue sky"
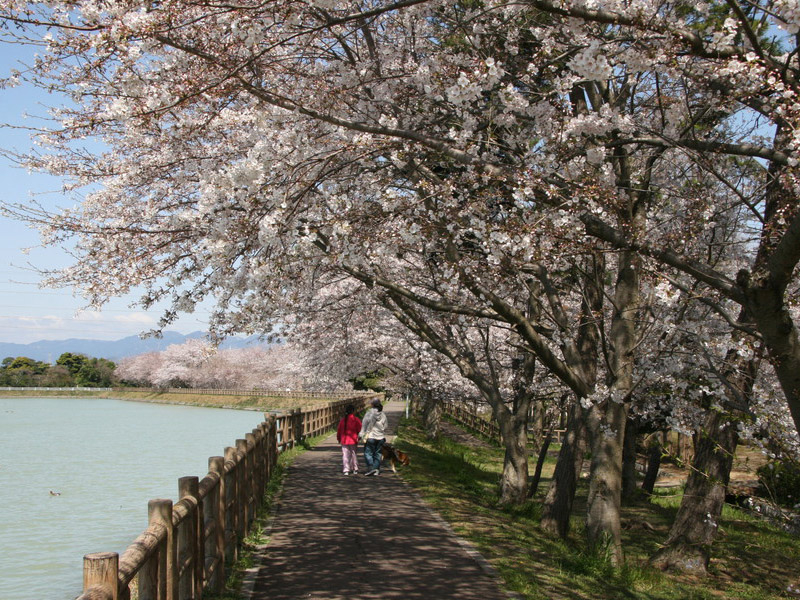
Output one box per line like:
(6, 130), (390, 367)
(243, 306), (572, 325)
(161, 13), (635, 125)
(0, 42), (212, 345)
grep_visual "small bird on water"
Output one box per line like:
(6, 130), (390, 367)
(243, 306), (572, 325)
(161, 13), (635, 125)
(49, 490), (61, 496)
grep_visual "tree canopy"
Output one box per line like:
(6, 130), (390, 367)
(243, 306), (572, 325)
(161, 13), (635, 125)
(2, 0), (800, 572)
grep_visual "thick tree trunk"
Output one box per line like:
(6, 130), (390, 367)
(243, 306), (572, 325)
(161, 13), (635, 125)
(528, 398), (545, 453)
(498, 413), (530, 505)
(742, 127), (800, 438)
(745, 279), (800, 436)
(621, 417), (639, 502)
(585, 243), (639, 564)
(541, 401), (587, 537)
(420, 391), (441, 440)
(585, 400), (627, 563)
(650, 409), (738, 573)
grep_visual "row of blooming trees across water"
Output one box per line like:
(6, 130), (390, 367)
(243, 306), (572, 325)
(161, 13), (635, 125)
(1, 0), (800, 575)
(0, 342), (346, 390)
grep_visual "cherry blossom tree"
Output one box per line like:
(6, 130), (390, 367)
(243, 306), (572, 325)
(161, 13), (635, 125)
(3, 0), (800, 569)
(116, 340), (349, 390)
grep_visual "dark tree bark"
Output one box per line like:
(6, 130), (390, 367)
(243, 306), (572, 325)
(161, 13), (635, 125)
(541, 401), (587, 537)
(650, 408), (738, 573)
(585, 244), (640, 564)
(420, 390), (441, 440)
(497, 406), (531, 505)
(651, 309), (760, 574)
(529, 426), (554, 498)
(621, 417), (640, 502)
(641, 440), (663, 495)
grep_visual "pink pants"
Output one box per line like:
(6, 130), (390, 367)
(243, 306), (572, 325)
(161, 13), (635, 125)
(341, 444), (358, 473)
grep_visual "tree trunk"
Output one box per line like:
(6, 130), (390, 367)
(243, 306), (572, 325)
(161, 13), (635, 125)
(741, 126), (800, 438)
(641, 440), (662, 495)
(650, 409), (738, 573)
(420, 391), (441, 440)
(528, 398), (545, 454)
(489, 381), (532, 505)
(585, 400), (627, 564)
(585, 241), (640, 564)
(651, 307), (759, 574)
(541, 401), (587, 537)
(529, 427), (553, 498)
(621, 417), (639, 502)
(745, 279), (800, 436)
(498, 413), (530, 505)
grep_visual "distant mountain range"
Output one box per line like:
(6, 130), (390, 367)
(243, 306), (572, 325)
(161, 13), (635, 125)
(0, 331), (271, 363)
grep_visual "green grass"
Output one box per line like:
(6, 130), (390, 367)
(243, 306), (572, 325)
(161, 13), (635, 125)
(393, 417), (800, 600)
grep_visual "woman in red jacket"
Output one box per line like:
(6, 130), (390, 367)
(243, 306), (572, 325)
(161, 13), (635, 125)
(336, 404), (362, 475)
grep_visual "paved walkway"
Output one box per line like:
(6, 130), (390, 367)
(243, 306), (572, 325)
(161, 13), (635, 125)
(245, 401), (511, 600)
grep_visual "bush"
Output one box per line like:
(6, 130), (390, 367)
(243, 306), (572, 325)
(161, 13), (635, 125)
(757, 460), (800, 508)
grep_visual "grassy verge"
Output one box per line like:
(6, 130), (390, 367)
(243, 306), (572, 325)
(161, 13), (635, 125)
(205, 432), (329, 600)
(393, 416), (799, 600)
(2, 388), (350, 411)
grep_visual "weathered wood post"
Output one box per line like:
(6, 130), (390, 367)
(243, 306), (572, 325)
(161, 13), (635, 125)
(82, 552), (119, 600)
(270, 416), (278, 475)
(178, 476), (202, 600)
(245, 433), (258, 526)
(235, 438), (250, 534)
(294, 408), (303, 445)
(266, 414), (278, 473)
(279, 412), (290, 450)
(207, 456), (226, 592)
(250, 428), (262, 504)
(148, 499), (176, 600)
(223, 446), (239, 564)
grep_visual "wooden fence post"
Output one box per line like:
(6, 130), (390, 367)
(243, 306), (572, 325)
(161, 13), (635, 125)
(148, 499), (176, 600)
(223, 446), (239, 563)
(295, 408), (304, 444)
(178, 476), (202, 600)
(280, 413), (290, 450)
(207, 456), (226, 593)
(236, 438), (251, 533)
(245, 433), (258, 524)
(83, 552), (119, 600)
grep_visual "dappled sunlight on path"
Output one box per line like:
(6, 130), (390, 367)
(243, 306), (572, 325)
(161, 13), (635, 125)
(246, 402), (511, 600)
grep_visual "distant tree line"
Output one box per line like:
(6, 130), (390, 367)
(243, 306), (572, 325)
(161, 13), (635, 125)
(0, 352), (118, 387)
(116, 340), (349, 392)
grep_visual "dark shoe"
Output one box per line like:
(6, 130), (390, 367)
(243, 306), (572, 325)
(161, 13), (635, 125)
(365, 469), (377, 476)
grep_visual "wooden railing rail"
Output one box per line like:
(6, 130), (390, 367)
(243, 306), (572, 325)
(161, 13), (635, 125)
(442, 401), (502, 443)
(77, 394), (379, 600)
(441, 402), (570, 445)
(117, 387), (373, 399)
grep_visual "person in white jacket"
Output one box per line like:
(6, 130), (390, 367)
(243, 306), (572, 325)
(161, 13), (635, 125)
(359, 398), (388, 476)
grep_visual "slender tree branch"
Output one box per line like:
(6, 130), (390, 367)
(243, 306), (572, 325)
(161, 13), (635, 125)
(580, 213), (745, 303)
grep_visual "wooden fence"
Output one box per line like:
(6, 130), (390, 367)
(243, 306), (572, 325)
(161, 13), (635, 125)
(442, 401), (502, 443)
(442, 402), (568, 445)
(77, 394), (378, 600)
(443, 402), (692, 467)
(116, 387), (373, 399)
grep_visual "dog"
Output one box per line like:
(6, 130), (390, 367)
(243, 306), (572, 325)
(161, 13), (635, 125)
(380, 442), (410, 473)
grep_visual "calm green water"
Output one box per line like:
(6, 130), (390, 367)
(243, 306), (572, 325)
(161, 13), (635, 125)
(0, 397), (268, 600)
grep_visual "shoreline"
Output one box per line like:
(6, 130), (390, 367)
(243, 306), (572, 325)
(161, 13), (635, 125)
(0, 388), (358, 412)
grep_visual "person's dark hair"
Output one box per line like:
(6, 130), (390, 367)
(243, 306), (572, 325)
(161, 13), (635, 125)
(345, 404), (355, 415)
(371, 398), (383, 412)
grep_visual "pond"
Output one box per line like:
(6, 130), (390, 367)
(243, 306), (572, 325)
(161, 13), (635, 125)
(0, 396), (267, 600)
